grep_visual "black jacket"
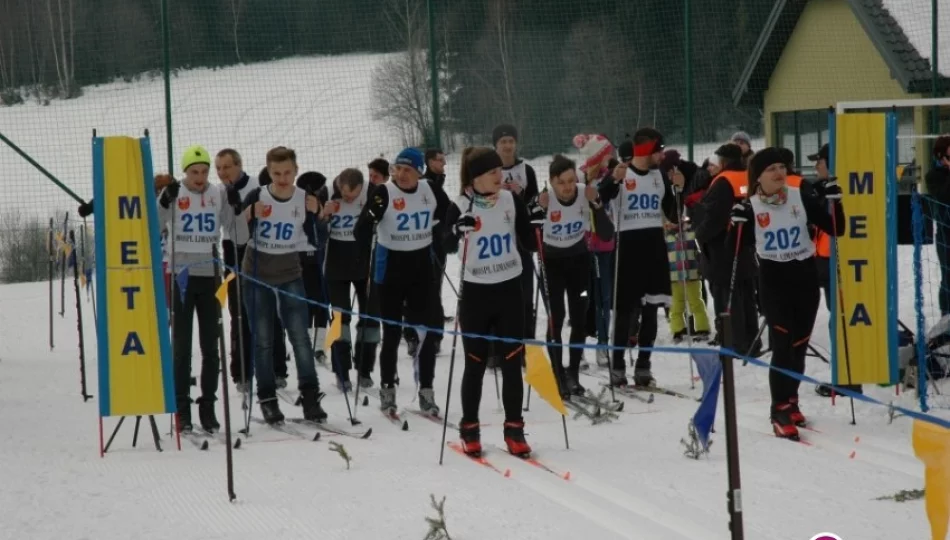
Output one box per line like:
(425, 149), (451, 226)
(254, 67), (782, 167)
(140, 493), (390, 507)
(926, 165), (950, 242)
(692, 164), (756, 285)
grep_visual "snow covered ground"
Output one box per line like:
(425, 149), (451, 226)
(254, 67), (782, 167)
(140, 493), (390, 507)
(0, 240), (945, 540)
(0, 51), (945, 540)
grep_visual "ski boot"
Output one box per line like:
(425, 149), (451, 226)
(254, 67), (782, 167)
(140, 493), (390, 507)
(596, 348), (610, 367)
(197, 397), (220, 432)
(787, 396), (807, 427)
(300, 388), (328, 423)
(771, 403), (800, 440)
(672, 330), (687, 344)
(503, 420), (532, 457)
(459, 421), (482, 456)
(633, 367), (655, 388)
(609, 368), (628, 387)
(418, 388), (440, 417)
(358, 373), (374, 389)
(176, 399), (193, 433)
(336, 376), (353, 393)
(275, 376), (288, 389)
(554, 366), (571, 399)
(260, 397), (284, 425)
(379, 385), (397, 414)
(566, 367), (586, 396)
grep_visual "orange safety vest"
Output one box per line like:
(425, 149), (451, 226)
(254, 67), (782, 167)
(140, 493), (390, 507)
(786, 174), (802, 188)
(712, 170), (749, 200)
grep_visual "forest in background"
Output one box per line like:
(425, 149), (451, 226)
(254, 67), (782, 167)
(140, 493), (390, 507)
(0, 0), (772, 154)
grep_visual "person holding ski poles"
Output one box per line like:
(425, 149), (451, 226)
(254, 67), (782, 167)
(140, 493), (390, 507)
(729, 147), (844, 440)
(320, 168), (381, 391)
(354, 147), (451, 417)
(534, 154), (614, 397)
(240, 146), (327, 425)
(442, 146), (535, 457)
(158, 144), (238, 433)
(597, 128), (681, 388)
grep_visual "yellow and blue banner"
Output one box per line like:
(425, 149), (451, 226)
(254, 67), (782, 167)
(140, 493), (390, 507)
(93, 136), (175, 417)
(829, 112), (899, 385)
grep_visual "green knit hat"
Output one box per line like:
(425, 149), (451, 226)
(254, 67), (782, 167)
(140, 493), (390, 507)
(181, 145), (211, 172)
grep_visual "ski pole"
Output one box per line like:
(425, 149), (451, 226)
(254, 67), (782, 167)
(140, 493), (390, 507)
(352, 223), (378, 417)
(48, 218), (54, 350)
(212, 245), (238, 501)
(227, 201), (251, 435)
(80, 219), (97, 325)
(828, 199), (857, 425)
(533, 227), (570, 451)
(672, 186), (697, 389)
(70, 229), (92, 402)
(60, 213), (68, 317)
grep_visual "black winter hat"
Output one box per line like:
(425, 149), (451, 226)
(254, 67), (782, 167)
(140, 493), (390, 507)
(748, 147), (787, 188)
(808, 143), (829, 162)
(296, 171), (327, 193)
(714, 143), (743, 165)
(492, 124), (518, 146)
(777, 147), (795, 169)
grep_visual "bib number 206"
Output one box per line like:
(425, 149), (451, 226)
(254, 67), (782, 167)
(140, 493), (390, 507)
(476, 233), (513, 260)
(627, 194), (660, 211)
(763, 226), (801, 251)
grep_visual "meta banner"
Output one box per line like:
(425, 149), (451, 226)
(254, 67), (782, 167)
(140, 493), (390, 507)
(829, 112), (899, 385)
(93, 136), (175, 417)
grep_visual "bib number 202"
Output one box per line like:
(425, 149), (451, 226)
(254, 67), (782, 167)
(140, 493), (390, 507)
(763, 226), (801, 251)
(476, 233), (513, 260)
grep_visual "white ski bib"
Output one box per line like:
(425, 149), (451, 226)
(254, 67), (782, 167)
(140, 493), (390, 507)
(328, 185), (367, 242)
(619, 168), (665, 232)
(750, 186), (815, 262)
(503, 162), (529, 192)
(459, 191), (522, 285)
(543, 184), (590, 249)
(248, 187), (308, 254)
(172, 185), (225, 253)
(221, 175), (259, 243)
(376, 181), (437, 251)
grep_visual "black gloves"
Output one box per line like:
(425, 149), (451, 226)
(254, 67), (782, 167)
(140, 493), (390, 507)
(226, 186), (242, 208)
(78, 200), (94, 218)
(452, 213), (477, 236)
(527, 199), (546, 225)
(814, 177), (843, 200)
(730, 201), (753, 225)
(159, 181), (181, 209)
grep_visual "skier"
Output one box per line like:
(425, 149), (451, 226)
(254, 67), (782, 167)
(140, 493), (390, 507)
(296, 171), (330, 362)
(241, 146), (327, 425)
(535, 154), (613, 397)
(158, 144), (238, 432)
(598, 128), (681, 387)
(494, 124), (539, 362)
(320, 168), (381, 390)
(367, 158), (390, 186)
(442, 146), (534, 457)
(354, 147), (451, 416)
(730, 147), (844, 440)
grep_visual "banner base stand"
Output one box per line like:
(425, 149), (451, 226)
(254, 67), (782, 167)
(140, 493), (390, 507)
(99, 415), (163, 457)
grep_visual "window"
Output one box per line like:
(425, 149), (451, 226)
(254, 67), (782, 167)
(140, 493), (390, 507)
(772, 109), (829, 176)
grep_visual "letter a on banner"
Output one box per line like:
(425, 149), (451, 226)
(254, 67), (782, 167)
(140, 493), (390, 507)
(93, 135), (174, 452)
(828, 112), (899, 385)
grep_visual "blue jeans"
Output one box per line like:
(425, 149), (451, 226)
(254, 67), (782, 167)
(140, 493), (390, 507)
(243, 278), (320, 400)
(593, 251), (614, 344)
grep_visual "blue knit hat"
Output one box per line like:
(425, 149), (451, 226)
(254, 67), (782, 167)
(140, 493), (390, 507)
(394, 147), (425, 175)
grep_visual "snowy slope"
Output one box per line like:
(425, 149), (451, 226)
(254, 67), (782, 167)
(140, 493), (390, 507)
(0, 239), (944, 540)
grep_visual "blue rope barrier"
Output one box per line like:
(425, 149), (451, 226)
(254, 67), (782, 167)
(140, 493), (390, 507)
(167, 257), (950, 431)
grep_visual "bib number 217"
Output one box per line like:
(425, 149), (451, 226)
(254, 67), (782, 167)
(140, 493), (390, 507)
(396, 211), (431, 231)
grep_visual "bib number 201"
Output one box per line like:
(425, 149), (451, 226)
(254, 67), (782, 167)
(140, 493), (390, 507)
(763, 226), (801, 251)
(476, 233), (513, 260)
(396, 211), (431, 231)
(259, 221), (295, 241)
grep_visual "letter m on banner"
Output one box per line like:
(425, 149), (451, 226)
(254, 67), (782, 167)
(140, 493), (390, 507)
(92, 136), (175, 423)
(828, 112), (899, 386)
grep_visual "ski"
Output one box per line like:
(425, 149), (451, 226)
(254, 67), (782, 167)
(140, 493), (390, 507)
(180, 430), (210, 450)
(359, 386), (410, 430)
(598, 383), (655, 404)
(494, 445), (570, 480)
(572, 388), (626, 413)
(250, 416), (322, 442)
(408, 409), (456, 430)
(287, 418), (373, 439)
(634, 385), (699, 402)
(447, 442), (509, 476)
(201, 429), (242, 449)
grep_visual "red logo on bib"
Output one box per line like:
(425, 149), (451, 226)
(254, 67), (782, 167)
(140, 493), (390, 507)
(756, 212), (770, 228)
(474, 216), (482, 232)
(177, 197), (190, 211)
(260, 205), (273, 218)
(393, 198), (406, 211)
(624, 178), (637, 191)
(550, 211), (561, 223)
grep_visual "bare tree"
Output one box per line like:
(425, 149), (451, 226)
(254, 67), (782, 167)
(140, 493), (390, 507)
(226, 0), (245, 62)
(0, 212), (53, 284)
(44, 0), (77, 98)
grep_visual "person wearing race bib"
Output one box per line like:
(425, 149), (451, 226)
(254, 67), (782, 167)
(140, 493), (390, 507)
(729, 147), (844, 440)
(354, 147), (451, 417)
(157, 145), (238, 433)
(598, 128), (681, 388)
(240, 147), (327, 426)
(320, 168), (381, 391)
(534, 155), (613, 397)
(442, 147), (535, 457)
(295, 171), (331, 364)
(493, 124), (540, 363)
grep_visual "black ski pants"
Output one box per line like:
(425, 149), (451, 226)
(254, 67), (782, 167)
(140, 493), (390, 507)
(711, 279), (760, 355)
(301, 254), (329, 330)
(459, 277), (525, 424)
(327, 278), (380, 376)
(542, 252), (590, 371)
(759, 262), (820, 408)
(378, 266), (438, 389)
(173, 276), (220, 406)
